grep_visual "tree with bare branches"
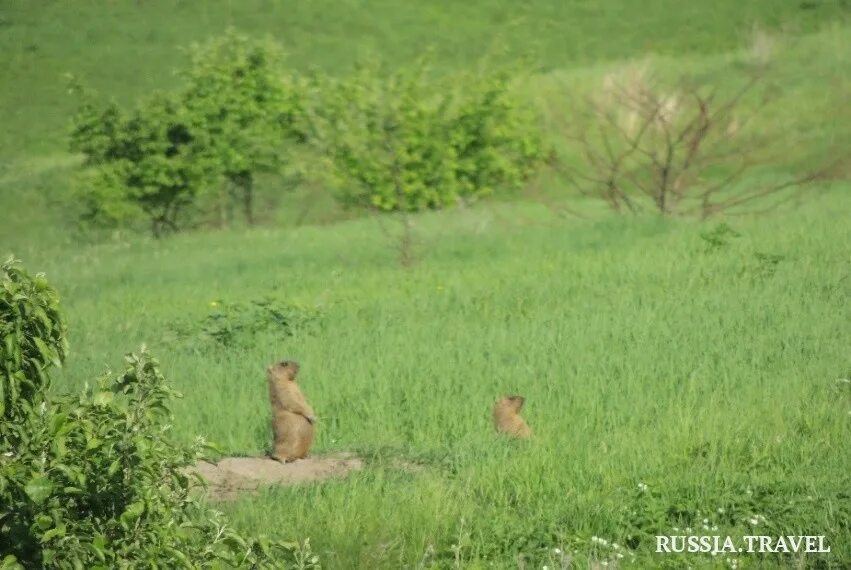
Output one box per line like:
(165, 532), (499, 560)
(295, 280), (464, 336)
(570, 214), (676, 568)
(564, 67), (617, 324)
(561, 66), (830, 218)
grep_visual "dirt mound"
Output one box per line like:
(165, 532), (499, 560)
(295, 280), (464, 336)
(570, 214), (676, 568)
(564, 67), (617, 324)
(188, 452), (364, 501)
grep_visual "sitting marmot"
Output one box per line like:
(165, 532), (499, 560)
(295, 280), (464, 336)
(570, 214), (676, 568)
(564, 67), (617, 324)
(493, 395), (532, 438)
(267, 360), (316, 462)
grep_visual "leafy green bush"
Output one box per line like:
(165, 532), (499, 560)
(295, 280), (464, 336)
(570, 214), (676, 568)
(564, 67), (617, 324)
(0, 259), (318, 568)
(449, 67), (546, 203)
(300, 60), (454, 212)
(699, 222), (741, 251)
(302, 58), (547, 213)
(182, 29), (305, 226)
(0, 257), (67, 442)
(170, 297), (321, 349)
(69, 31), (546, 237)
(70, 92), (218, 237)
(69, 30), (302, 235)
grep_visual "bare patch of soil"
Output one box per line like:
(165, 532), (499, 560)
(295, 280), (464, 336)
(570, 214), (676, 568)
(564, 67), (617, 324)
(188, 452), (364, 501)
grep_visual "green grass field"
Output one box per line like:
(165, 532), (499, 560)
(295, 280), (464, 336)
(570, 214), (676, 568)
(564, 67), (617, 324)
(19, 196), (850, 568)
(2, 1), (850, 568)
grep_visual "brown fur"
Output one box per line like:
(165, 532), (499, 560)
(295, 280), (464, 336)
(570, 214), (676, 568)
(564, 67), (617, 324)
(493, 395), (532, 438)
(267, 360), (316, 462)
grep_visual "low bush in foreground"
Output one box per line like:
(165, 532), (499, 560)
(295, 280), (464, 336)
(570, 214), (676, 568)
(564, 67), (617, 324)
(0, 257), (317, 568)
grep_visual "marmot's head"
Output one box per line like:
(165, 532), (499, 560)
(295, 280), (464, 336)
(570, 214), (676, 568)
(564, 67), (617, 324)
(267, 359), (300, 382)
(497, 395), (525, 412)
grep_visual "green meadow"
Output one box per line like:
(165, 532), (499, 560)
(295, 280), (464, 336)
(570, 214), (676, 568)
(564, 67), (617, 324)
(1, 1), (850, 568)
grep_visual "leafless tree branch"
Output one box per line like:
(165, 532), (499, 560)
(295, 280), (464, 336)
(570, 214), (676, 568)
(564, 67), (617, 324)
(558, 69), (830, 218)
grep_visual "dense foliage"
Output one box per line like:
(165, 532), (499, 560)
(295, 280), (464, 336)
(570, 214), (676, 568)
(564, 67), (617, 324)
(69, 32), (546, 236)
(182, 29), (305, 226)
(0, 258), (318, 568)
(0, 257), (68, 444)
(70, 92), (216, 236)
(70, 30), (296, 236)
(301, 59), (546, 212)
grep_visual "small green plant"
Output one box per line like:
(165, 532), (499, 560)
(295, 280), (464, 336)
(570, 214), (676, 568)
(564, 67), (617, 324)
(170, 297), (321, 349)
(0, 259), (318, 568)
(751, 251), (785, 277)
(699, 222), (741, 251)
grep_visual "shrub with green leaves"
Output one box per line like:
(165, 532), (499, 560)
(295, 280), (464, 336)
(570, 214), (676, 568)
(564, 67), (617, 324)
(69, 31), (306, 235)
(449, 67), (546, 201)
(302, 58), (547, 213)
(0, 259), (318, 568)
(69, 31), (546, 236)
(0, 257), (67, 442)
(300, 60), (454, 212)
(170, 297), (321, 350)
(182, 29), (305, 226)
(70, 92), (218, 237)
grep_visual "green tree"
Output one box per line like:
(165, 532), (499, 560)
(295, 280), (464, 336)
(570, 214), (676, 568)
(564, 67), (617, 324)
(449, 67), (546, 202)
(70, 92), (218, 237)
(300, 58), (546, 264)
(182, 29), (303, 226)
(303, 58), (546, 214)
(303, 59), (458, 214)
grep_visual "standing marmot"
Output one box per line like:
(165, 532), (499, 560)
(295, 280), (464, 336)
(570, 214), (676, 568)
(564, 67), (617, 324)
(493, 395), (532, 438)
(267, 360), (316, 462)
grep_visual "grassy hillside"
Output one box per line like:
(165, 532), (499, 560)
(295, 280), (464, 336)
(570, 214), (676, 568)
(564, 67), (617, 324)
(2, 20), (849, 253)
(2, 1), (850, 568)
(0, 0), (848, 160)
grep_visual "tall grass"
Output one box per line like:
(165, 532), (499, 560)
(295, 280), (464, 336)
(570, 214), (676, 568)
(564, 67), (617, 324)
(17, 192), (847, 567)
